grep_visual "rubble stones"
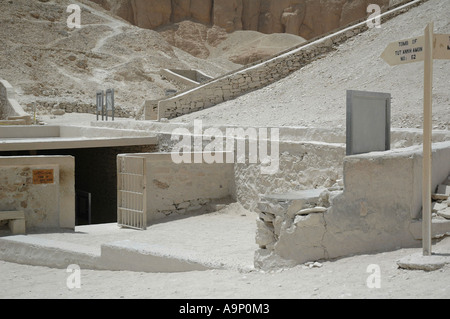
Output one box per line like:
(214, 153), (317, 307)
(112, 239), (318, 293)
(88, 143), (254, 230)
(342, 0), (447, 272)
(431, 175), (450, 220)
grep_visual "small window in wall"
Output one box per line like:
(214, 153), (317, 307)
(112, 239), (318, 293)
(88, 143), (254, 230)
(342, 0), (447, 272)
(346, 90), (391, 156)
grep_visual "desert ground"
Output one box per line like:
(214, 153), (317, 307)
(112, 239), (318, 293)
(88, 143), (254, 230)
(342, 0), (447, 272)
(1, 235), (450, 299)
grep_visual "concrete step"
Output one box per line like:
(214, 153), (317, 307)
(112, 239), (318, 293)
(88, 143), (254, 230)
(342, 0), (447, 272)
(0, 235), (217, 272)
(100, 240), (216, 272)
(0, 207), (258, 273)
(0, 235), (101, 269)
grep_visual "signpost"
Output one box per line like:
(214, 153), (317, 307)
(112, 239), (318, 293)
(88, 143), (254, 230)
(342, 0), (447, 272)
(381, 35), (425, 66)
(381, 23), (450, 256)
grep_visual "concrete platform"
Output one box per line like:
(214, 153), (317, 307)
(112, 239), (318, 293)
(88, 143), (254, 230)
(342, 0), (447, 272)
(397, 252), (450, 271)
(0, 206), (258, 273)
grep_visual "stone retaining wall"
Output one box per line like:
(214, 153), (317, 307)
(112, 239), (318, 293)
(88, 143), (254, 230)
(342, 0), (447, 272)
(25, 100), (134, 119)
(119, 152), (235, 224)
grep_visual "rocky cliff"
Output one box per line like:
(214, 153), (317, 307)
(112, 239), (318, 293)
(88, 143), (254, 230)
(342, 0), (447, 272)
(91, 0), (391, 39)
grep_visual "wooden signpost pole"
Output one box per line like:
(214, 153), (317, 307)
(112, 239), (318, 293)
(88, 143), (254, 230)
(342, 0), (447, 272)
(422, 22), (433, 256)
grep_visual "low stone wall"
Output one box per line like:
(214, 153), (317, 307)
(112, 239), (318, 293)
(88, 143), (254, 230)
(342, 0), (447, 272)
(0, 156), (75, 231)
(0, 79), (31, 124)
(155, 132), (345, 212)
(155, 0), (425, 120)
(119, 152), (235, 224)
(255, 141), (450, 270)
(25, 100), (134, 119)
(160, 69), (212, 87)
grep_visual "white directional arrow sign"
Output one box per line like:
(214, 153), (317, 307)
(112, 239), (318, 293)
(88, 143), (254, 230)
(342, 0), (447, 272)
(381, 23), (449, 257)
(381, 35), (425, 66)
(381, 33), (450, 66)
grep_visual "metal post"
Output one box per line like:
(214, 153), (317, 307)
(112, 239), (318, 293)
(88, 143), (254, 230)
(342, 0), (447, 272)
(96, 91), (104, 121)
(101, 91), (105, 121)
(422, 22), (434, 256)
(106, 89), (114, 122)
(105, 91), (108, 122)
(33, 101), (37, 125)
(111, 88), (115, 121)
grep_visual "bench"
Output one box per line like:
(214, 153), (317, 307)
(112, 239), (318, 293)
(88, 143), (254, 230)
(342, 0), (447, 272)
(0, 211), (26, 235)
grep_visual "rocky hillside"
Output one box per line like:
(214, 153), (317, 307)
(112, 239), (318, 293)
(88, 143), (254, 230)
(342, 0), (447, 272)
(0, 0), (311, 118)
(0, 0), (416, 122)
(0, 0), (239, 118)
(91, 0), (392, 39)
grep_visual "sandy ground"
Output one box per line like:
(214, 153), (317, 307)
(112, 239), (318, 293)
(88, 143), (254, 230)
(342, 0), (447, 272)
(1, 202), (450, 299)
(1, 234), (449, 299)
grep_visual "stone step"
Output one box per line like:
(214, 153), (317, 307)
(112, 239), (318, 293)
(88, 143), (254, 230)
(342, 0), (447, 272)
(0, 235), (100, 269)
(0, 235), (216, 272)
(437, 207), (450, 220)
(100, 240), (215, 273)
(258, 189), (328, 218)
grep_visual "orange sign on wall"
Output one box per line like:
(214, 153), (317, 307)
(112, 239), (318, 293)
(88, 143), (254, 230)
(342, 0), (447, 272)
(32, 169), (54, 185)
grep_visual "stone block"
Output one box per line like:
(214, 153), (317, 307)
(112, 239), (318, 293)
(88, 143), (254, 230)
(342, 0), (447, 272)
(9, 218), (26, 235)
(437, 185), (450, 196)
(177, 201), (190, 209)
(438, 207), (450, 220)
(433, 202), (448, 212)
(187, 205), (203, 212)
(256, 219), (276, 248)
(273, 216), (283, 237)
(258, 211), (275, 223)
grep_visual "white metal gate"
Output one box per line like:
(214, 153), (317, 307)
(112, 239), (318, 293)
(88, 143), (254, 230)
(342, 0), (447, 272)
(117, 155), (147, 230)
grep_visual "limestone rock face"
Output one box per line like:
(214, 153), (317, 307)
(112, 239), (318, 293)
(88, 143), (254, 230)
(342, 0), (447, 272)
(190, 0), (213, 24)
(214, 0), (243, 32)
(92, 0), (391, 39)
